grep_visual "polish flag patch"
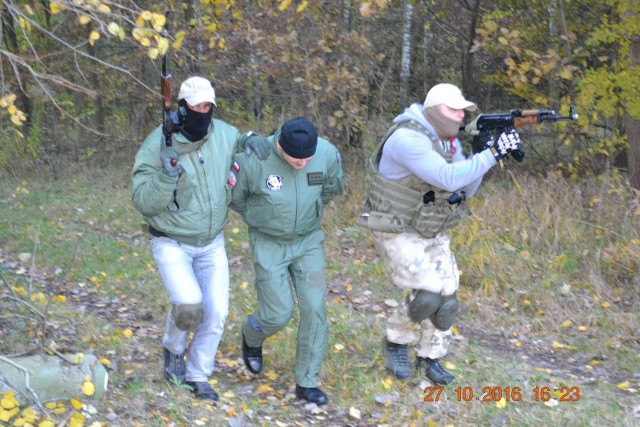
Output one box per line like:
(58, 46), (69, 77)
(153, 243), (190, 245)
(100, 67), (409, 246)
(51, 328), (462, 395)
(227, 171), (237, 188)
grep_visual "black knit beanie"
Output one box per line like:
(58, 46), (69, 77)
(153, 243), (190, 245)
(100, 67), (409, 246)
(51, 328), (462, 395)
(279, 117), (318, 159)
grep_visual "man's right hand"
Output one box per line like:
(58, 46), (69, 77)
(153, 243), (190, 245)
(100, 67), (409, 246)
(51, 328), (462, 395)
(160, 148), (181, 177)
(489, 128), (523, 161)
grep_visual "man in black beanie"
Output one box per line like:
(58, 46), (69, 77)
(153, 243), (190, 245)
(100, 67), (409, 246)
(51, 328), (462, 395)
(228, 117), (344, 405)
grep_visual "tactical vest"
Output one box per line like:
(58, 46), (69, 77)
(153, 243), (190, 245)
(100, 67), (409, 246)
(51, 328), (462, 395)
(364, 121), (470, 238)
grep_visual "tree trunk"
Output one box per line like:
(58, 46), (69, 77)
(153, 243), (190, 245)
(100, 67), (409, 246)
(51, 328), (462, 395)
(399, 0), (412, 105)
(627, 34), (640, 189)
(462, 0), (482, 98)
(0, 354), (108, 404)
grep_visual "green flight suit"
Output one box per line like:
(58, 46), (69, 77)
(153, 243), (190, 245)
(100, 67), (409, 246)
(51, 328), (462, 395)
(229, 130), (344, 387)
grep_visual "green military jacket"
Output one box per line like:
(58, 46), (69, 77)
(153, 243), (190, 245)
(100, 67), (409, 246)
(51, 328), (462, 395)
(229, 130), (344, 241)
(131, 120), (244, 246)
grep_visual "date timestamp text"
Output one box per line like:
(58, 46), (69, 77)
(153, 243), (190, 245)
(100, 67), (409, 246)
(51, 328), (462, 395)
(423, 386), (581, 402)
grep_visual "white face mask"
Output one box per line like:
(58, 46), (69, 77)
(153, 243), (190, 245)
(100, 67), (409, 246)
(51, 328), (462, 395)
(424, 106), (463, 139)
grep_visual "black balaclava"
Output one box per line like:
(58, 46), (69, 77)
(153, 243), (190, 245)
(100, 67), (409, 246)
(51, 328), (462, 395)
(178, 99), (213, 142)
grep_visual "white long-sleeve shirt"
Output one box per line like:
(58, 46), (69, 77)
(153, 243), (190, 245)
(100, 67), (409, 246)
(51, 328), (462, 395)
(378, 103), (497, 197)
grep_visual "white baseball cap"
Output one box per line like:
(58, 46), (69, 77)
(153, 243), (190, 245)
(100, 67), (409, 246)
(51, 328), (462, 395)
(424, 83), (477, 111)
(178, 76), (217, 107)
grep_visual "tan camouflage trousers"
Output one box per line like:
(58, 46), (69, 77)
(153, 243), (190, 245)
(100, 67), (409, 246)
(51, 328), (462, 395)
(374, 232), (458, 359)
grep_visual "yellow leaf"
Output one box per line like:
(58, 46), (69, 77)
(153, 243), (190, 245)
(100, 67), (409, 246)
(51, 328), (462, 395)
(99, 357), (111, 366)
(53, 295), (66, 302)
(79, 15), (91, 25)
(73, 353), (85, 364)
(223, 391), (235, 398)
(69, 412), (85, 427)
(123, 329), (133, 338)
(97, 4), (111, 13)
(50, 3), (63, 15)
(485, 20), (498, 33)
(498, 37), (508, 45)
(256, 385), (273, 394)
(279, 0), (293, 11)
(107, 22), (121, 36)
(22, 407), (36, 422)
(89, 31), (100, 41)
(157, 37), (169, 56)
(443, 361), (456, 370)
(560, 320), (572, 328)
(69, 398), (83, 410)
(151, 13), (166, 31)
(296, 0), (308, 13)
(44, 403), (56, 410)
(617, 381), (630, 390)
(82, 381), (95, 396)
(38, 419), (55, 427)
(451, 326), (459, 335)
(148, 48), (159, 60)
(132, 27), (144, 41)
(601, 301), (611, 308)
(495, 397), (507, 409)
(426, 420), (438, 427)
(382, 377), (393, 389)
(266, 370), (278, 381)
(1, 392), (19, 409)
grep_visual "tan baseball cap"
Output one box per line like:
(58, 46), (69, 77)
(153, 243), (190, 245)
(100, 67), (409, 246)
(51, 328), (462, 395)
(424, 83), (477, 111)
(178, 76), (217, 107)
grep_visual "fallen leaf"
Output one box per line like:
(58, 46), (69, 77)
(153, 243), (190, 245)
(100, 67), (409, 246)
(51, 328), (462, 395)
(349, 406), (361, 419)
(82, 381), (95, 396)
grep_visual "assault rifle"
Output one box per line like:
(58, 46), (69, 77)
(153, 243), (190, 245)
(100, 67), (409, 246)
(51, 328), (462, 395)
(463, 105), (579, 159)
(160, 27), (175, 156)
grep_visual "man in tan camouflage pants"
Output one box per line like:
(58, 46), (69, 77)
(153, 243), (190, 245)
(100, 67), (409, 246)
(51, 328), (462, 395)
(362, 83), (523, 384)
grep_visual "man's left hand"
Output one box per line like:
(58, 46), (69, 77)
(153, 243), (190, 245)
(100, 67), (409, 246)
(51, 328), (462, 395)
(246, 134), (271, 160)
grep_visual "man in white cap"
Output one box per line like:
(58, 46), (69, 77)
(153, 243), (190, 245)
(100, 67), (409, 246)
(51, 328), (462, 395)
(131, 76), (270, 402)
(360, 83), (523, 384)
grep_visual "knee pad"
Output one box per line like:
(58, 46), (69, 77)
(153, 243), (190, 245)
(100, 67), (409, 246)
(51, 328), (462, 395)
(408, 290), (442, 323)
(430, 293), (459, 331)
(172, 303), (204, 331)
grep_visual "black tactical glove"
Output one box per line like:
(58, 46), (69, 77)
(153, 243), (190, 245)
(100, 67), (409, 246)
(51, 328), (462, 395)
(511, 147), (525, 162)
(472, 132), (493, 154)
(489, 128), (522, 161)
(160, 147), (181, 177)
(245, 132), (271, 160)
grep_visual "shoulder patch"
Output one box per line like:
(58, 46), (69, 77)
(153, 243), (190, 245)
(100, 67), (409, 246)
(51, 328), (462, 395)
(227, 171), (237, 188)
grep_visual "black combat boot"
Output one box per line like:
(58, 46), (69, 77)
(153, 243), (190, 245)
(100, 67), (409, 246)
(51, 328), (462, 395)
(185, 381), (219, 402)
(416, 357), (455, 385)
(383, 338), (411, 379)
(242, 332), (263, 374)
(163, 347), (186, 384)
(295, 384), (328, 406)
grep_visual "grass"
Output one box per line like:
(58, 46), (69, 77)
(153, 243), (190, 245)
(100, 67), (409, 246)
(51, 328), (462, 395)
(0, 161), (639, 426)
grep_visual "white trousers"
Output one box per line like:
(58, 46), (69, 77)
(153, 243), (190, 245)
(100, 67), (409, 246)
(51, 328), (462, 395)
(151, 233), (229, 382)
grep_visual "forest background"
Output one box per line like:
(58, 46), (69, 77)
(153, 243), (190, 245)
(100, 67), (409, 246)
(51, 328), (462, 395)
(0, 0), (639, 426)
